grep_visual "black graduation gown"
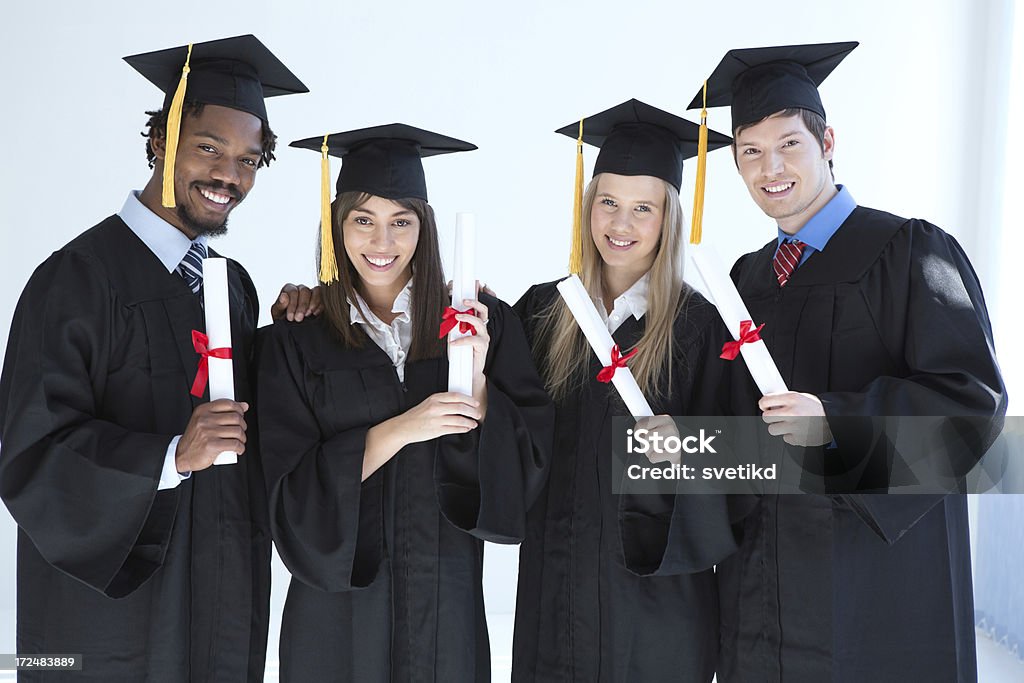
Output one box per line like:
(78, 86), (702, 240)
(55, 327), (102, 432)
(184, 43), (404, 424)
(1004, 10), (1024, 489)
(511, 281), (738, 683)
(717, 206), (1007, 683)
(0, 216), (271, 681)
(257, 292), (553, 683)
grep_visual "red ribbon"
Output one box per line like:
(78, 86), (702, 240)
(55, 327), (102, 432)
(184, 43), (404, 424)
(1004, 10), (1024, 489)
(438, 306), (478, 339)
(597, 344), (638, 383)
(190, 330), (233, 398)
(720, 320), (765, 361)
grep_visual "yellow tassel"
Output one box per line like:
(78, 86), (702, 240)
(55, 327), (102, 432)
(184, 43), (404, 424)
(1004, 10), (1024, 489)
(318, 135), (339, 284)
(690, 80), (709, 245)
(568, 118), (585, 275)
(162, 43), (193, 208)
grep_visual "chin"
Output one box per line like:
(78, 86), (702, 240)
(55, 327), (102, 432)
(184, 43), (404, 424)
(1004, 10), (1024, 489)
(177, 205), (229, 238)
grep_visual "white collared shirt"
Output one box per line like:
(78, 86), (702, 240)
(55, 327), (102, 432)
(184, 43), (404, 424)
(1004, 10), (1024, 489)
(350, 280), (414, 381)
(596, 272), (650, 334)
(117, 191), (205, 490)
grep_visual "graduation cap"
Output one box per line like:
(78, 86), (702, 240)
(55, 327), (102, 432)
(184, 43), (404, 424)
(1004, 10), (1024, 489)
(688, 41), (858, 130)
(555, 99), (732, 271)
(124, 35), (308, 208)
(290, 123), (477, 283)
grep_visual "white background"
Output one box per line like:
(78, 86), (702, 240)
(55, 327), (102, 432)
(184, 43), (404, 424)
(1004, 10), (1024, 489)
(1, 0), (1020, 679)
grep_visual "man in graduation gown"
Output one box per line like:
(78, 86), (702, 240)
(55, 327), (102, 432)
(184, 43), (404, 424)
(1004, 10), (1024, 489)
(688, 43), (1007, 682)
(0, 36), (312, 681)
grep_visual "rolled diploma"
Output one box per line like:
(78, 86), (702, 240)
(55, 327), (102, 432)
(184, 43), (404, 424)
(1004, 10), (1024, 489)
(556, 275), (654, 418)
(447, 213), (475, 397)
(688, 245), (788, 396)
(202, 257), (237, 465)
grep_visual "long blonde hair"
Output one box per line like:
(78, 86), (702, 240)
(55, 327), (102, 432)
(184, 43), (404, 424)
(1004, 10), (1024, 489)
(535, 173), (689, 402)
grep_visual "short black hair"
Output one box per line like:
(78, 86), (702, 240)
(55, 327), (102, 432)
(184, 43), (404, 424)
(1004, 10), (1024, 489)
(141, 100), (277, 169)
(732, 107), (834, 179)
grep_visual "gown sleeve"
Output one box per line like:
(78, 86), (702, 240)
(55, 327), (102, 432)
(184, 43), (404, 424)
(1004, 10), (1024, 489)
(618, 297), (741, 575)
(257, 320), (383, 592)
(820, 223), (1006, 543)
(434, 294), (555, 544)
(0, 250), (181, 598)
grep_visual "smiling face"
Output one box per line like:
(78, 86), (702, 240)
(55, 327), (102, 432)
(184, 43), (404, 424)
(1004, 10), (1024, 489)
(342, 194), (420, 304)
(148, 104), (264, 238)
(734, 111), (836, 234)
(589, 173), (664, 283)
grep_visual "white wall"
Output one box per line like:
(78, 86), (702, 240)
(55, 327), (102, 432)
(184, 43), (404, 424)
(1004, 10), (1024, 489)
(0, 0), (1018, 673)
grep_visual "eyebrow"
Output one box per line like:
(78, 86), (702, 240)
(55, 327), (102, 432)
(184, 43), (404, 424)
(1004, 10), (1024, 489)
(352, 208), (415, 218)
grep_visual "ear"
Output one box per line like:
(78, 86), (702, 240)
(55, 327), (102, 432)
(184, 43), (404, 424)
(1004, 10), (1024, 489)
(822, 126), (836, 161)
(151, 128), (167, 161)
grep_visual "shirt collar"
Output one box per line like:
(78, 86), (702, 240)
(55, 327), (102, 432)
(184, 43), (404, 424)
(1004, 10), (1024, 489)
(598, 271), (650, 323)
(117, 191), (207, 273)
(349, 279), (413, 327)
(776, 184), (857, 252)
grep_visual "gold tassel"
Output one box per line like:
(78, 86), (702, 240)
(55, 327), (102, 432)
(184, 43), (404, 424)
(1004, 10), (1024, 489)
(162, 43), (193, 208)
(568, 118), (585, 275)
(690, 80), (709, 245)
(318, 135), (339, 284)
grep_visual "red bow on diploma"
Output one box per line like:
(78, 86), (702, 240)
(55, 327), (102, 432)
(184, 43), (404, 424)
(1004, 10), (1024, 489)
(190, 330), (232, 398)
(720, 320), (765, 361)
(597, 344), (639, 383)
(438, 306), (478, 339)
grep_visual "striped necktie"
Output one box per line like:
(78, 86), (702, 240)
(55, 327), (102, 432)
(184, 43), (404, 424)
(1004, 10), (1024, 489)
(773, 239), (806, 288)
(177, 241), (208, 295)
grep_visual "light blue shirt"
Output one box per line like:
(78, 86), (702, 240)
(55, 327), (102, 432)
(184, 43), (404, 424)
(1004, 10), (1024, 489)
(776, 185), (857, 266)
(117, 191), (204, 488)
(118, 191), (208, 273)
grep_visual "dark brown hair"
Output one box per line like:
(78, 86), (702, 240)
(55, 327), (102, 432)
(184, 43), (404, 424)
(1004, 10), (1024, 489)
(733, 107), (834, 178)
(319, 192), (446, 361)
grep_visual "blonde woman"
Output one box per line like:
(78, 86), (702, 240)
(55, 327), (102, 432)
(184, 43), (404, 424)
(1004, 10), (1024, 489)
(512, 100), (737, 683)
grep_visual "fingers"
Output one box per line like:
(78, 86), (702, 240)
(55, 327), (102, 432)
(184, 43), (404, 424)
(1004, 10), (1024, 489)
(428, 392), (482, 420)
(205, 398), (248, 414)
(309, 285), (324, 315)
(271, 284), (321, 322)
(461, 298), (488, 322)
(758, 392), (795, 412)
(270, 283), (298, 321)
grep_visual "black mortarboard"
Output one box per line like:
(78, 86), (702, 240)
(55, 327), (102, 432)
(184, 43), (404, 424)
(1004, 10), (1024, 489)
(124, 35), (307, 208)
(290, 123), (476, 201)
(124, 34), (308, 124)
(688, 42), (858, 130)
(555, 98), (731, 191)
(290, 124), (476, 283)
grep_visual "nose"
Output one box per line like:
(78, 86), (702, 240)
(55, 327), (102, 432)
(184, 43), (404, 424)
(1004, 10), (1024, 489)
(370, 225), (395, 248)
(209, 156), (241, 187)
(761, 148), (785, 178)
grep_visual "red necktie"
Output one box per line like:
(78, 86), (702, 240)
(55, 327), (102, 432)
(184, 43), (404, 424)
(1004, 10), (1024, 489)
(773, 240), (806, 287)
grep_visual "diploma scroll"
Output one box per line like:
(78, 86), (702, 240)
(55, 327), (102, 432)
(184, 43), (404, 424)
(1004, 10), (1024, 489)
(687, 245), (788, 396)
(202, 257), (237, 465)
(556, 275), (654, 418)
(447, 213), (476, 397)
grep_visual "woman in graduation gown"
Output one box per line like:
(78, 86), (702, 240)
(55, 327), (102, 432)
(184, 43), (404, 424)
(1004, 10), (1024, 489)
(257, 124), (554, 683)
(512, 100), (739, 683)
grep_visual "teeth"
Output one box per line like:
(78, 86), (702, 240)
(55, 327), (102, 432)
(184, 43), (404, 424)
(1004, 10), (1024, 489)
(200, 188), (231, 204)
(366, 256), (397, 267)
(608, 237), (634, 247)
(764, 182), (794, 194)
